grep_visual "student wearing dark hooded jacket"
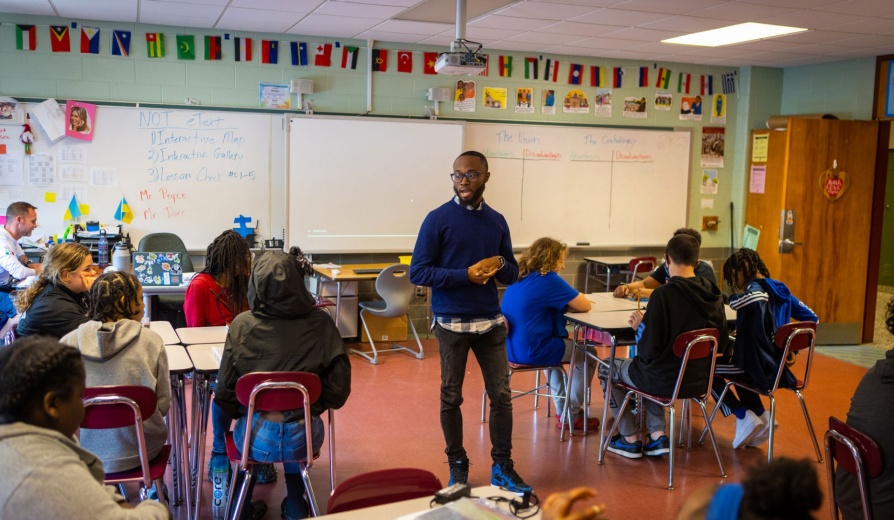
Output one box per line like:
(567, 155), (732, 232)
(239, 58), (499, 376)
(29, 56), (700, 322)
(712, 248), (818, 450)
(599, 234), (728, 460)
(214, 250), (350, 520)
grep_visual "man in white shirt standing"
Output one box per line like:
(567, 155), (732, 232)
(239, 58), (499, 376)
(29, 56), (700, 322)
(0, 202), (42, 288)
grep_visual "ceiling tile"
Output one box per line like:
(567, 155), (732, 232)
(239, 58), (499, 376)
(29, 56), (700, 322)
(570, 8), (672, 26)
(217, 7), (307, 32)
(494, 1), (600, 20)
(315, 1), (407, 18)
(54, 0), (137, 20)
(462, 26), (525, 40)
(330, 0), (421, 6)
(354, 30), (431, 43)
(535, 21), (622, 37)
(139, 1), (225, 26)
(373, 19), (453, 35)
(286, 13), (381, 36)
(813, 0), (894, 17)
(640, 15), (731, 33)
(504, 31), (589, 45)
(825, 17), (894, 36)
(689, 2), (798, 22)
(612, 0), (722, 16)
(227, 0), (324, 12)
(598, 26), (683, 42)
(760, 9), (866, 28)
(470, 15), (555, 31)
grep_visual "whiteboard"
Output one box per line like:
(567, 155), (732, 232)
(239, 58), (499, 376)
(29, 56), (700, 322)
(288, 116), (465, 253)
(1, 105), (277, 249)
(466, 123), (692, 248)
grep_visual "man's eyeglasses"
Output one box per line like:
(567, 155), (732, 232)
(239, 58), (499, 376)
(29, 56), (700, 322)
(450, 171), (482, 182)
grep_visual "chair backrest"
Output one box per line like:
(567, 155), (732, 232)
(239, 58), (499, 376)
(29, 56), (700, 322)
(771, 321), (817, 391)
(81, 385), (157, 486)
(627, 256), (657, 282)
(137, 232), (194, 272)
(327, 468), (442, 514)
(827, 416), (883, 478)
(372, 264), (413, 318)
(670, 328), (720, 401)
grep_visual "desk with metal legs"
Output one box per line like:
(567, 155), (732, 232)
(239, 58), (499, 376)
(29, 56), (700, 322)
(184, 343), (221, 520)
(164, 344), (193, 516)
(583, 256), (634, 293)
(311, 263), (394, 327)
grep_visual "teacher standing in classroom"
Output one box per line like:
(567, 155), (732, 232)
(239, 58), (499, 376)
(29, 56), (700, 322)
(410, 151), (531, 495)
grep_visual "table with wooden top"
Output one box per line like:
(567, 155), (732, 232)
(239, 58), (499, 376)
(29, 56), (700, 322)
(583, 256), (635, 293)
(312, 263), (397, 326)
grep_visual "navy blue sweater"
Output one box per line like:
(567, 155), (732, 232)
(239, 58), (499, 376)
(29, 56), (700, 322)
(410, 199), (518, 319)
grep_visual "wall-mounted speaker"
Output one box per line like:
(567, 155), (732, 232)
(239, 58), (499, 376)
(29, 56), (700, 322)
(428, 87), (452, 102)
(290, 79), (314, 94)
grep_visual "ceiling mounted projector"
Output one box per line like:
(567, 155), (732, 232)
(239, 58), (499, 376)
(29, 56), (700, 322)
(435, 52), (487, 75)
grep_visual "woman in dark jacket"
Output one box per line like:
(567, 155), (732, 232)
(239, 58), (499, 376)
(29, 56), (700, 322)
(16, 242), (97, 338)
(214, 250), (351, 520)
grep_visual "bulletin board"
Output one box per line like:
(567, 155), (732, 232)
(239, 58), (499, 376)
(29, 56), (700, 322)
(0, 103), (280, 249)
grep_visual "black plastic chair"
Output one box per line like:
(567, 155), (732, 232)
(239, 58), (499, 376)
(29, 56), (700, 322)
(138, 233), (194, 326)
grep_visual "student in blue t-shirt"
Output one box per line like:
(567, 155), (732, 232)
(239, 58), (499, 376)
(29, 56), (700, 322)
(501, 238), (595, 430)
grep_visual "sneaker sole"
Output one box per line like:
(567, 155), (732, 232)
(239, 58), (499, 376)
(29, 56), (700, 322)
(491, 482), (531, 496)
(644, 447), (669, 457)
(607, 446), (643, 459)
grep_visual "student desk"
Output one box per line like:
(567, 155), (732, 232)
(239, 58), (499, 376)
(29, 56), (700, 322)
(312, 263), (395, 326)
(141, 283), (188, 321)
(184, 342), (222, 520)
(175, 325), (228, 345)
(583, 256), (635, 293)
(164, 344), (193, 514)
(149, 320), (180, 345)
(319, 486), (539, 519)
(585, 292), (643, 312)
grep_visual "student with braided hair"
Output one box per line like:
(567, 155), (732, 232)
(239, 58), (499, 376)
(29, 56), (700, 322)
(59, 271), (170, 475)
(184, 229), (251, 327)
(0, 336), (170, 519)
(712, 248), (818, 449)
(16, 242), (98, 338)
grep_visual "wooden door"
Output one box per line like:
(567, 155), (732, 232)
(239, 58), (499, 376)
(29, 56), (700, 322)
(747, 119), (881, 344)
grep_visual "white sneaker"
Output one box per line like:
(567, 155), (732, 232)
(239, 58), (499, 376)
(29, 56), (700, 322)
(747, 412), (779, 447)
(732, 410), (763, 449)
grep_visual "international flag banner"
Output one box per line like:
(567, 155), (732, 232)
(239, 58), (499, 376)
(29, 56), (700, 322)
(262, 40), (278, 64)
(63, 195), (81, 221)
(591, 66), (605, 87)
(524, 57), (538, 80)
(722, 72), (736, 94)
(499, 55), (512, 77)
(146, 33), (165, 58)
(397, 51), (412, 73)
(638, 66), (649, 87)
(568, 63), (583, 85)
(314, 43), (332, 67)
(656, 67), (671, 89)
(234, 37), (252, 62)
(371, 49), (388, 72)
(16, 25), (36, 51)
(341, 46), (359, 69)
(677, 72), (691, 94)
(80, 27), (100, 54)
(176, 35), (195, 60)
(51, 25), (71, 52)
(544, 59), (559, 82)
(290, 42), (309, 66)
(205, 36), (222, 60)
(613, 67), (623, 88)
(701, 74), (714, 96)
(112, 30), (131, 56)
(114, 197), (134, 224)
(424, 52), (438, 74)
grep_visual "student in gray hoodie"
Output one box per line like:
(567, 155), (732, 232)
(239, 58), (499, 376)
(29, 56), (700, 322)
(0, 335), (170, 519)
(60, 271), (170, 473)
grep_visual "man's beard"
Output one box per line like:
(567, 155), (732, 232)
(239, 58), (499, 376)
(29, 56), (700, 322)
(454, 183), (485, 207)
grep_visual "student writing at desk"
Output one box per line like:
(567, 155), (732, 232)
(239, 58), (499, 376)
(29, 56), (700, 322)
(613, 228), (715, 300)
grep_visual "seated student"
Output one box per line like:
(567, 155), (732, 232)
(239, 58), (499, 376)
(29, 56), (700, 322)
(711, 248), (818, 449)
(501, 237), (597, 430)
(59, 271), (170, 474)
(833, 296), (894, 520)
(675, 457), (822, 520)
(613, 228), (716, 299)
(16, 242), (97, 338)
(214, 250), (351, 520)
(598, 234), (727, 459)
(0, 336), (170, 519)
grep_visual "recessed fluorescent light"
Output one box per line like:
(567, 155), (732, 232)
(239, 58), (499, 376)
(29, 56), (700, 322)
(662, 22), (807, 47)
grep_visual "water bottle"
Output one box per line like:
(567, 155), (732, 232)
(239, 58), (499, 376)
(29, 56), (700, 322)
(97, 229), (109, 269)
(112, 242), (131, 273)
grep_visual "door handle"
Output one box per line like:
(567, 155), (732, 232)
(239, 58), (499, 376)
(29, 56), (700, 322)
(781, 238), (803, 247)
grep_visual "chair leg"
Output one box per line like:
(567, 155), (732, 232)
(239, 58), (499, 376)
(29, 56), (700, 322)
(599, 390), (634, 462)
(406, 317), (424, 359)
(795, 389), (824, 463)
(533, 370), (541, 410)
(300, 463), (320, 517)
(668, 405), (676, 491)
(226, 466), (253, 520)
(698, 381), (734, 446)
(697, 399), (727, 479)
(766, 396), (777, 463)
(351, 310), (380, 365)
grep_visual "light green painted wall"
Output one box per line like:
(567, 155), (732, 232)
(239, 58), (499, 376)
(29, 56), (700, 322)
(0, 14), (877, 251)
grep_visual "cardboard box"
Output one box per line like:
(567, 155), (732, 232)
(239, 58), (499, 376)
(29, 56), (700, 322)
(360, 313), (408, 344)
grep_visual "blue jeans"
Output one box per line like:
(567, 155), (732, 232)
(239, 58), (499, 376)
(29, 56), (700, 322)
(233, 413), (325, 519)
(435, 323), (513, 464)
(597, 359), (666, 438)
(548, 339), (597, 418)
(211, 402), (230, 454)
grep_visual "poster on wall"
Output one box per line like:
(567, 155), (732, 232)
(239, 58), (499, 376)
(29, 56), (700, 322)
(679, 95), (703, 121)
(541, 89), (556, 115)
(622, 96), (647, 119)
(65, 101), (97, 141)
(654, 90), (672, 111)
(594, 88), (611, 118)
(710, 94), (727, 124)
(563, 89), (589, 114)
(483, 87), (507, 109)
(701, 127), (725, 168)
(454, 80), (476, 113)
(887, 60), (894, 118)
(700, 170), (719, 194)
(515, 88), (534, 114)
(0, 97), (24, 125)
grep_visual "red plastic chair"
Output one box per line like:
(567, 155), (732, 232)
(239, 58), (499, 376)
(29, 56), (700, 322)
(825, 416), (884, 520)
(599, 328), (725, 490)
(224, 372), (332, 519)
(704, 321), (822, 463)
(326, 468), (442, 514)
(619, 256), (657, 284)
(81, 385), (172, 504)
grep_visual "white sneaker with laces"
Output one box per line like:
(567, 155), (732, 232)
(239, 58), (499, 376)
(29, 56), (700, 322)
(732, 410), (763, 449)
(747, 412), (779, 447)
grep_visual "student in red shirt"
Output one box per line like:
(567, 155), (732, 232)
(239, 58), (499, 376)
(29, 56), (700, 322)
(184, 230), (250, 327)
